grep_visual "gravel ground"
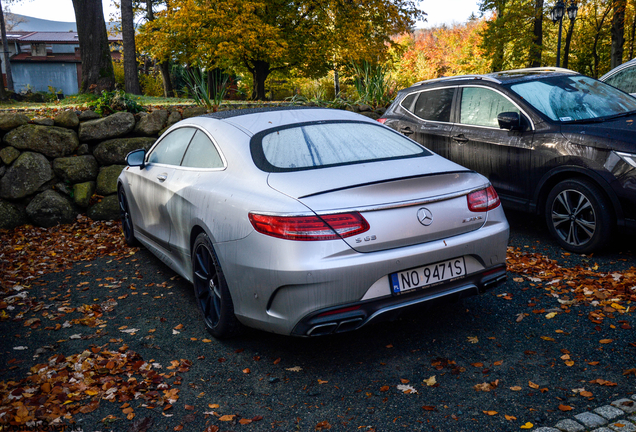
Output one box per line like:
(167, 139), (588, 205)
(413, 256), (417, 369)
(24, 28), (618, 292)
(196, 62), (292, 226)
(1, 211), (635, 432)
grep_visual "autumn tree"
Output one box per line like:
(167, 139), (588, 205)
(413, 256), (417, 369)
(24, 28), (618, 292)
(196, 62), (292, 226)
(71, 0), (115, 93)
(138, 0), (422, 100)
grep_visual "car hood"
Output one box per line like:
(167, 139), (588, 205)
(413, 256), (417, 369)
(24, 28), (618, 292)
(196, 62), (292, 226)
(560, 114), (636, 152)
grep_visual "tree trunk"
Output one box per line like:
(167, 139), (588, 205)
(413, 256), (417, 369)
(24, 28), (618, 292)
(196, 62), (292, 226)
(0, 0), (14, 91)
(611, 0), (626, 68)
(562, 17), (575, 68)
(121, 0), (141, 94)
(158, 61), (173, 97)
(529, 0), (543, 67)
(334, 69), (340, 97)
(249, 60), (270, 100)
(0, 56), (7, 100)
(630, 8), (636, 59)
(491, 1), (506, 72)
(146, 0), (173, 98)
(71, 0), (115, 93)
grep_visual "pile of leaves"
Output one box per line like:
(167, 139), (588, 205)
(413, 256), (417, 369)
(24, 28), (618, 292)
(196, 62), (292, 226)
(0, 215), (136, 289)
(507, 246), (636, 320)
(0, 347), (187, 427)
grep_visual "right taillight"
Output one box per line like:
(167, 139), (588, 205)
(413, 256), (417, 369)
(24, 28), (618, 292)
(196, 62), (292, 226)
(467, 185), (500, 212)
(376, 118), (387, 124)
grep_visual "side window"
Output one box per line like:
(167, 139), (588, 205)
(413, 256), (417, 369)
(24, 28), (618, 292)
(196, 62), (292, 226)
(605, 67), (636, 94)
(413, 88), (455, 122)
(400, 93), (417, 112)
(147, 127), (196, 165)
(181, 130), (224, 169)
(459, 87), (519, 128)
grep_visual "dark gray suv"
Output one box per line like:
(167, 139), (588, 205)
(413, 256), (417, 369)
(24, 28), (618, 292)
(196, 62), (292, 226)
(379, 67), (636, 253)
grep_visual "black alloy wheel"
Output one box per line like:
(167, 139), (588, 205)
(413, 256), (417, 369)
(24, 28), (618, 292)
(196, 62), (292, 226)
(545, 179), (612, 254)
(118, 188), (138, 246)
(192, 233), (240, 338)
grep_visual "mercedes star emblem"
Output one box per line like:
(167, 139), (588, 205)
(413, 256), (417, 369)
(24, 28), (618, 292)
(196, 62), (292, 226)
(417, 207), (433, 226)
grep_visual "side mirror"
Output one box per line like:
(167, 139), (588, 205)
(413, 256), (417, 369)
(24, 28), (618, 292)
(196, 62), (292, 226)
(126, 149), (146, 168)
(497, 112), (522, 131)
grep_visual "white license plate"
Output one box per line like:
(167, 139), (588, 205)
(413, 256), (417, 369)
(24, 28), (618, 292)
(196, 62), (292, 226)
(390, 257), (466, 294)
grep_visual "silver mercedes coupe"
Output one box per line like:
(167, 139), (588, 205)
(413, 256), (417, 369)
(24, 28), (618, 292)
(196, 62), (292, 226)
(117, 107), (509, 338)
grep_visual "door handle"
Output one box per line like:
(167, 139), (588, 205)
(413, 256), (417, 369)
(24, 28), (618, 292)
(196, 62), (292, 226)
(399, 127), (414, 136)
(452, 134), (469, 143)
(157, 174), (168, 182)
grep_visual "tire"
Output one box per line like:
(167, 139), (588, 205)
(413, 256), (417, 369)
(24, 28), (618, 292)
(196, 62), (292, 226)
(192, 233), (240, 338)
(545, 179), (612, 254)
(118, 188), (139, 247)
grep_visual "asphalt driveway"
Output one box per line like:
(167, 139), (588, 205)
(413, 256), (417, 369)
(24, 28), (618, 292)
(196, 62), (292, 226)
(1, 211), (635, 431)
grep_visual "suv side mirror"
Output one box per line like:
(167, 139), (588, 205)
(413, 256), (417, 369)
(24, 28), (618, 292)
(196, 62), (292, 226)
(126, 149), (146, 169)
(497, 112), (522, 131)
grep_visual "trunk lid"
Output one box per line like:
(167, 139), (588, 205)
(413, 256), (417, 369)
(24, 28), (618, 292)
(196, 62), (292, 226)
(267, 156), (490, 252)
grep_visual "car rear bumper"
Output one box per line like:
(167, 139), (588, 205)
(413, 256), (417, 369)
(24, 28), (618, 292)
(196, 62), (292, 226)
(291, 264), (507, 336)
(216, 207), (509, 336)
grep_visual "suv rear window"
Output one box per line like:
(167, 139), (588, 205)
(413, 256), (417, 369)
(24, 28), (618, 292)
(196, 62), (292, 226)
(251, 121), (430, 172)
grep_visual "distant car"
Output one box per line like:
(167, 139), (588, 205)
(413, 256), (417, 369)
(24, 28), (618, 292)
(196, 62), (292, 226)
(379, 67), (636, 254)
(600, 58), (636, 96)
(118, 107), (509, 338)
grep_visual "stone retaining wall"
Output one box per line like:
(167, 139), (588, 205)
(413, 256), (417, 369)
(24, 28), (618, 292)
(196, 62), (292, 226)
(0, 106), (210, 229)
(0, 103), (385, 230)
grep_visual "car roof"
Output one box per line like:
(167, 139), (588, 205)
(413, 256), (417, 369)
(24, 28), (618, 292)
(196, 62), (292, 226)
(404, 67), (580, 92)
(195, 106), (374, 135)
(600, 58), (636, 81)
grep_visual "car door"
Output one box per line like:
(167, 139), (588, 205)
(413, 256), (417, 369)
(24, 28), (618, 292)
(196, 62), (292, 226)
(130, 126), (196, 251)
(601, 62), (636, 96)
(449, 85), (535, 202)
(166, 129), (227, 262)
(395, 87), (456, 158)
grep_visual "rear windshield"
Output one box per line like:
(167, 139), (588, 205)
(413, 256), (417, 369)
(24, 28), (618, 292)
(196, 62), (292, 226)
(251, 121), (430, 172)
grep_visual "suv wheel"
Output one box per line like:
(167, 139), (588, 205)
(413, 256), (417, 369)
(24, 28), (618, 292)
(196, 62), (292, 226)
(545, 179), (612, 254)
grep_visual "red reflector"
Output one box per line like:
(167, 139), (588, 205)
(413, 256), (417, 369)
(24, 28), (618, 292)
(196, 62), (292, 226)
(377, 118), (387, 124)
(467, 185), (501, 212)
(317, 305), (361, 317)
(248, 212), (370, 241)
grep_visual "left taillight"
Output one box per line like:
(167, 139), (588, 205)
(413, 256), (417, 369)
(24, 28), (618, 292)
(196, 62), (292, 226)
(376, 118), (387, 124)
(467, 185), (501, 212)
(248, 212), (370, 241)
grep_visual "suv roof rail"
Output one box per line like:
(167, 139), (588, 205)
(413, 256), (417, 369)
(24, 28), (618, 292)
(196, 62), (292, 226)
(413, 74), (501, 86)
(488, 67), (577, 76)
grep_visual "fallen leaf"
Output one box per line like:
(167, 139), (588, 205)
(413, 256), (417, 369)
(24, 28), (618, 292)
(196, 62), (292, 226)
(558, 404), (573, 411)
(528, 382), (540, 389)
(208, 403), (220, 409)
(286, 366), (302, 372)
(520, 422), (534, 429)
(467, 336), (479, 344)
(315, 420), (332, 430)
(510, 386), (522, 391)
(239, 419), (252, 425)
(545, 312), (557, 319)
(483, 410), (498, 416)
(422, 406), (436, 411)
(219, 414), (236, 421)
(397, 384), (418, 394)
(380, 386), (389, 392)
(423, 376), (437, 386)
(599, 339), (613, 344)
(505, 415), (517, 421)
(318, 379), (328, 384)
(242, 368), (250, 374)
(174, 324), (184, 330)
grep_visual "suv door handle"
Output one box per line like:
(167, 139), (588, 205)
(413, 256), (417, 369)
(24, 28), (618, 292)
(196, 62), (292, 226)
(157, 174), (168, 182)
(452, 134), (469, 143)
(399, 127), (414, 136)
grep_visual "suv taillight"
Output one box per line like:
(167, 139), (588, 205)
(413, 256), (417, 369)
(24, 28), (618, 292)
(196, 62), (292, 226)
(248, 212), (370, 241)
(377, 118), (387, 124)
(467, 185), (500, 212)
